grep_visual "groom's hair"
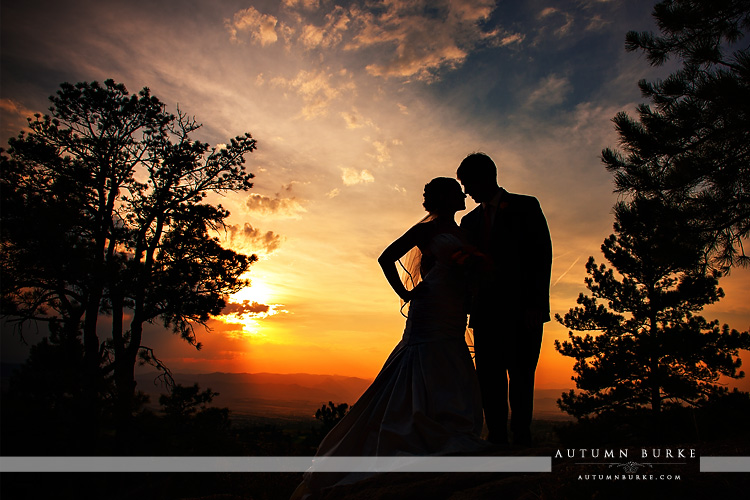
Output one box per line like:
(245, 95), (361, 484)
(457, 152), (497, 183)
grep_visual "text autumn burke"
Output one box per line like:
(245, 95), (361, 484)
(555, 448), (697, 459)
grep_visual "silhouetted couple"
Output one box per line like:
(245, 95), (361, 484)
(293, 153), (551, 498)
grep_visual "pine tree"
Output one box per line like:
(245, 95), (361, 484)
(555, 197), (750, 418)
(602, 0), (750, 271)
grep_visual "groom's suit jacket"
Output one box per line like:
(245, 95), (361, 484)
(460, 188), (552, 329)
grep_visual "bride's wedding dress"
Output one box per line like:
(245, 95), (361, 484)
(301, 231), (486, 494)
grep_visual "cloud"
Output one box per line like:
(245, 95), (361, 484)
(365, 137), (402, 165)
(245, 192), (307, 218)
(585, 14), (611, 32)
(341, 108), (368, 129)
(225, 223), (283, 255)
(527, 74), (572, 107)
(222, 300), (270, 315)
(219, 299), (287, 326)
(270, 69), (354, 119)
(370, 140), (391, 164)
(539, 7), (558, 18)
(568, 101), (626, 145)
(346, 0), (503, 81)
(341, 168), (374, 186)
(0, 98), (38, 138)
(538, 7), (575, 37)
(230, 0), (513, 83)
(226, 6), (280, 45)
(298, 6), (351, 49)
(496, 33), (525, 46)
(326, 188), (341, 198)
(283, 0), (321, 10)
(0, 98), (36, 118)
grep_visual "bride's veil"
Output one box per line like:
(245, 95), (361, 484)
(397, 214), (435, 318)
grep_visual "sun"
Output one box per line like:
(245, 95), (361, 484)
(221, 275), (287, 339)
(231, 275), (274, 306)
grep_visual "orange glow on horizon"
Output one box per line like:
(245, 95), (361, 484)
(174, 261), (750, 397)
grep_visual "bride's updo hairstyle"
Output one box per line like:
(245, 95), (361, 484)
(423, 177), (461, 214)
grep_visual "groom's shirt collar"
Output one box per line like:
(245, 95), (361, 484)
(481, 188), (504, 212)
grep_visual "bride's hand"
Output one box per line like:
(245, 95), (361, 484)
(451, 248), (493, 272)
(402, 283), (424, 303)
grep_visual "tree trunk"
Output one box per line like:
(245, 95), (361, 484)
(81, 285), (103, 453)
(110, 287), (135, 453)
(649, 310), (661, 415)
(114, 352), (137, 453)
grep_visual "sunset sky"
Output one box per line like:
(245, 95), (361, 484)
(2, 0), (749, 391)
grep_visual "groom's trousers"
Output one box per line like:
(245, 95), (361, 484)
(473, 319), (544, 445)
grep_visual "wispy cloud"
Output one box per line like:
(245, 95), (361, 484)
(222, 300), (270, 316)
(0, 98), (38, 137)
(497, 32), (525, 46)
(585, 14), (611, 31)
(527, 74), (572, 107)
(0, 98), (37, 118)
(226, 6), (279, 45)
(270, 69), (355, 119)
(298, 6), (351, 49)
(282, 0), (322, 10)
(345, 0), (502, 81)
(225, 223), (283, 255)
(220, 299), (287, 328)
(366, 138), (402, 165)
(245, 192), (307, 218)
(341, 167), (374, 186)
(340, 107), (369, 129)
(538, 7), (575, 37)
(226, 0), (515, 82)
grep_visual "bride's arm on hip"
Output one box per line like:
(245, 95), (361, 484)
(377, 223), (428, 303)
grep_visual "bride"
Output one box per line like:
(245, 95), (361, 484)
(294, 177), (488, 497)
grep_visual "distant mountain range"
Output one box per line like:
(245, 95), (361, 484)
(1, 364), (572, 421)
(135, 371), (572, 421)
(135, 371), (373, 420)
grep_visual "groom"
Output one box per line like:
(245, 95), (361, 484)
(457, 152), (552, 447)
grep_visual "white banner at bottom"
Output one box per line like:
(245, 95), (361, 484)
(0, 456), (551, 473)
(700, 457), (750, 472)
